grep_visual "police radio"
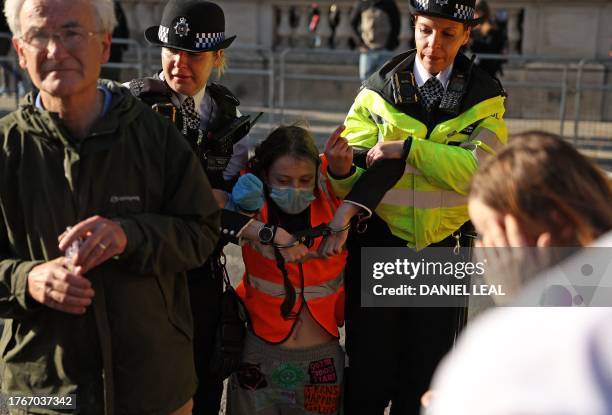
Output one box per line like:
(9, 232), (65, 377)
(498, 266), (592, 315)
(205, 112), (264, 175)
(392, 69), (419, 106)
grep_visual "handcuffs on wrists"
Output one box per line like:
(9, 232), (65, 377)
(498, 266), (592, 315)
(272, 222), (351, 249)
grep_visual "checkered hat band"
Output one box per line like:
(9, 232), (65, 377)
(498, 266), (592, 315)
(414, 0), (429, 10)
(454, 4), (475, 20)
(158, 25), (170, 43)
(195, 32), (226, 49)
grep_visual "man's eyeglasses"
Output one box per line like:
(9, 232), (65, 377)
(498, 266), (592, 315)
(20, 28), (99, 51)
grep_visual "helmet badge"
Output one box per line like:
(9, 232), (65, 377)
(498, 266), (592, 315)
(174, 17), (190, 37)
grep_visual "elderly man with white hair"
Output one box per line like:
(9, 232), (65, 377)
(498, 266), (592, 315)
(0, 0), (219, 413)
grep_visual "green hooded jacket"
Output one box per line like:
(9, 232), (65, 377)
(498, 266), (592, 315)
(0, 80), (220, 414)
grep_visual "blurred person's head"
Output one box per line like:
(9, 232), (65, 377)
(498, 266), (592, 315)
(144, 0), (235, 96)
(409, 0), (482, 74)
(6, 0), (114, 101)
(474, 0), (491, 22)
(469, 131), (612, 247)
(249, 125), (320, 215)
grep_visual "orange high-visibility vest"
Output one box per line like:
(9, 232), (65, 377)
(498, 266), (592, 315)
(236, 157), (347, 344)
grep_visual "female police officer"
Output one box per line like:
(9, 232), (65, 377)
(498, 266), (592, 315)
(322, 0), (507, 413)
(126, 1), (255, 414)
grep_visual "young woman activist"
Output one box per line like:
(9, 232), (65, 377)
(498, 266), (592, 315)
(223, 125), (348, 415)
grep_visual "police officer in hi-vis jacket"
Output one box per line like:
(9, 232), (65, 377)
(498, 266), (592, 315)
(321, 0), (507, 413)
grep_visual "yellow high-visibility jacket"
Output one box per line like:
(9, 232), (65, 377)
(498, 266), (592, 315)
(330, 51), (507, 250)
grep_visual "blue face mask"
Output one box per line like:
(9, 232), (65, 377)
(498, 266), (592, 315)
(269, 186), (316, 214)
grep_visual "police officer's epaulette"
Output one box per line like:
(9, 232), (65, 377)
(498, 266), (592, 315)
(438, 55), (474, 116)
(207, 83), (240, 107)
(492, 76), (507, 97)
(128, 77), (173, 107)
(207, 83), (240, 132)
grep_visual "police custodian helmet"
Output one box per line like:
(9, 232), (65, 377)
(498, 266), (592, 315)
(145, 0), (236, 53)
(409, 0), (484, 26)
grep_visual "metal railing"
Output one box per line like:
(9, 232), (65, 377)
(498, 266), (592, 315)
(275, 49), (612, 130)
(273, 48), (612, 170)
(0, 32), (21, 109)
(278, 48), (361, 123)
(104, 37), (146, 78)
(0, 34), (609, 170)
(142, 44), (277, 126)
(222, 45), (276, 126)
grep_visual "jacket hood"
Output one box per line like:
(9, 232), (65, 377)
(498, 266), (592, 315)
(10, 79), (148, 140)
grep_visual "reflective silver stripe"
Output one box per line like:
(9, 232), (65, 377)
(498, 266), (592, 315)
(381, 189), (467, 208)
(472, 128), (502, 159)
(344, 200), (372, 219)
(317, 168), (337, 214)
(246, 272), (343, 301)
(404, 164), (422, 176)
(472, 128), (500, 148)
(370, 112), (385, 125)
(367, 110), (387, 144)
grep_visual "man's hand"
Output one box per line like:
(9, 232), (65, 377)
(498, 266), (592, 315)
(324, 126), (352, 177)
(58, 216), (127, 273)
(366, 141), (404, 167)
(27, 258), (95, 314)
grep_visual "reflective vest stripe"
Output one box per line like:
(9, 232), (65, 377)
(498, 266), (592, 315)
(404, 164), (422, 176)
(246, 273), (344, 301)
(381, 188), (467, 208)
(317, 158), (339, 214)
(369, 110), (385, 125)
(472, 127), (503, 160)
